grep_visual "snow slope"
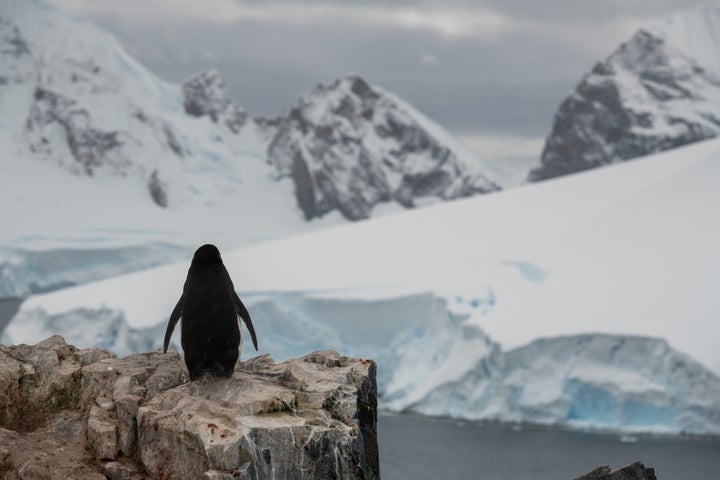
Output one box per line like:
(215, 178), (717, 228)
(0, 0), (501, 296)
(0, 0), (345, 295)
(654, 6), (720, 75)
(0, 0), (341, 225)
(6, 135), (720, 434)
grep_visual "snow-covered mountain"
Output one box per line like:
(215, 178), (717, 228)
(0, 0), (307, 296)
(268, 75), (500, 220)
(182, 69), (248, 134)
(3, 0), (196, 203)
(7, 135), (720, 434)
(530, 7), (720, 181)
(0, 0), (499, 296)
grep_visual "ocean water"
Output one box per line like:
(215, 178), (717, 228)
(0, 297), (22, 336)
(378, 413), (720, 480)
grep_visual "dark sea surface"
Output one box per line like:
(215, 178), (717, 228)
(378, 413), (720, 480)
(0, 297), (23, 336)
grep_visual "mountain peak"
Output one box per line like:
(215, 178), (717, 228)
(182, 69), (247, 132)
(530, 7), (720, 181)
(268, 74), (499, 220)
(330, 74), (380, 99)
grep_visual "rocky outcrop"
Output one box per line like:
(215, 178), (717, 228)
(26, 87), (127, 176)
(0, 336), (379, 480)
(268, 75), (500, 220)
(576, 462), (658, 480)
(0, 12), (33, 84)
(530, 24), (720, 182)
(182, 69), (248, 133)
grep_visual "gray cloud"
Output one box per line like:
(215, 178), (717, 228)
(482, 0), (710, 22)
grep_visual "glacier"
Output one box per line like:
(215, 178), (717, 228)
(0, 243), (189, 297)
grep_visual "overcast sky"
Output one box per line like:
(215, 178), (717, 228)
(49, 0), (713, 157)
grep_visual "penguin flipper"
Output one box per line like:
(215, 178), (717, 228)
(163, 294), (183, 353)
(234, 291), (258, 351)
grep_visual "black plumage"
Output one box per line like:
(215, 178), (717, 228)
(163, 244), (258, 380)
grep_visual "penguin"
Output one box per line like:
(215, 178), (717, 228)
(163, 244), (258, 380)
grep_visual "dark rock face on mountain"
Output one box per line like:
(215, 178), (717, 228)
(268, 75), (500, 220)
(530, 26), (720, 182)
(182, 69), (247, 133)
(0, 14), (33, 84)
(26, 87), (126, 176)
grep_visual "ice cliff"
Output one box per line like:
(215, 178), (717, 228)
(0, 336), (379, 480)
(0, 243), (189, 297)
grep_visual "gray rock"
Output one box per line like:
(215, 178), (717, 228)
(147, 169), (169, 208)
(0, 411), (105, 480)
(103, 459), (143, 480)
(531, 29), (720, 182)
(575, 461), (658, 480)
(0, 336), (379, 480)
(26, 87), (126, 176)
(268, 75), (499, 220)
(0, 14), (34, 84)
(182, 69), (248, 133)
(0, 335), (82, 430)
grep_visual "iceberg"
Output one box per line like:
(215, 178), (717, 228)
(0, 243), (189, 297)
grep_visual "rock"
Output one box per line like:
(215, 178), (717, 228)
(26, 87), (126, 177)
(0, 411), (105, 480)
(147, 169), (169, 208)
(0, 336), (379, 480)
(575, 462), (658, 480)
(182, 69), (248, 133)
(0, 335), (82, 430)
(0, 13), (34, 84)
(103, 459), (143, 480)
(268, 75), (499, 220)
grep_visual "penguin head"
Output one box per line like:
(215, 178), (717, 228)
(193, 244), (222, 264)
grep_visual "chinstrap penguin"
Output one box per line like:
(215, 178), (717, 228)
(163, 244), (258, 380)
